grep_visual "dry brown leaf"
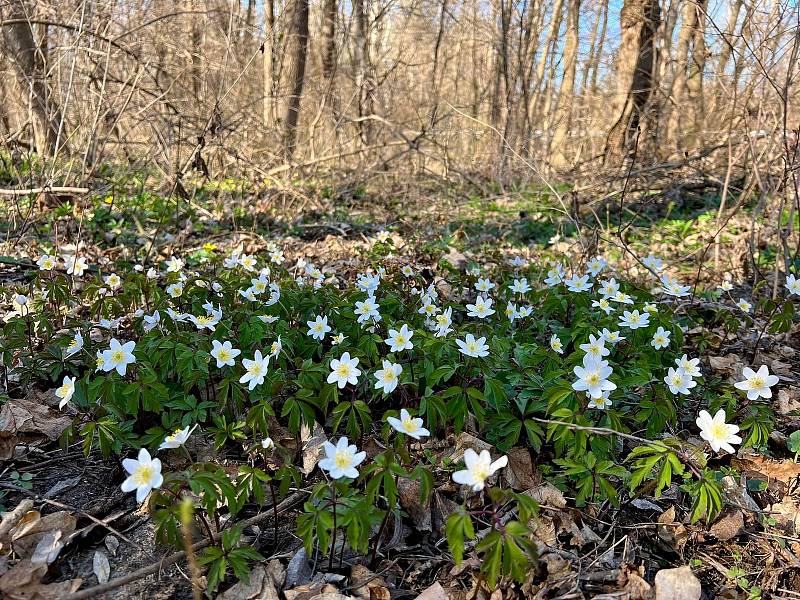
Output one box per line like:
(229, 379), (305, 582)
(0, 558), (81, 599)
(525, 482), (566, 509)
(653, 566), (701, 600)
(219, 563), (280, 600)
(10, 511), (77, 559)
(0, 398), (72, 459)
(617, 564), (654, 600)
(777, 388), (800, 415)
(502, 447), (539, 490)
(415, 582), (450, 600)
(709, 508), (743, 541)
(657, 506), (688, 552)
(397, 477), (432, 531)
(349, 565), (389, 600)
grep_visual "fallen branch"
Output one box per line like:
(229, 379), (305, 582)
(0, 186), (90, 196)
(66, 490), (306, 599)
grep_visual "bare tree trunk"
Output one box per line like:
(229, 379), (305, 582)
(353, 0), (373, 143)
(263, 0), (276, 125)
(531, 0), (564, 112)
(580, 0), (606, 97)
(550, 0), (581, 167)
(321, 0), (337, 80)
(685, 0), (707, 150)
(1, 0), (64, 156)
(716, 0), (744, 78)
(604, 0), (661, 162)
(279, 0), (310, 159)
(589, 0), (609, 95)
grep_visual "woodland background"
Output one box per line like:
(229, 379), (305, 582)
(0, 0), (797, 190)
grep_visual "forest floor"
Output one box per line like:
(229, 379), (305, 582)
(1, 175), (800, 600)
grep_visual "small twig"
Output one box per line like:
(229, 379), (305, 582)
(65, 491), (305, 600)
(0, 186), (90, 196)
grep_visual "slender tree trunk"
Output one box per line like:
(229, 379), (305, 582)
(604, 0), (661, 163)
(1, 0), (64, 156)
(580, 0), (606, 97)
(685, 0), (707, 150)
(263, 0), (275, 125)
(279, 0), (310, 159)
(321, 0), (337, 80)
(589, 0), (609, 95)
(716, 0), (744, 78)
(550, 0), (581, 167)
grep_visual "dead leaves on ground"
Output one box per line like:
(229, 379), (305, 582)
(0, 500), (81, 599)
(0, 396), (71, 460)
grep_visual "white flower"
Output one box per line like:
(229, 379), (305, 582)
(592, 298), (614, 314)
(642, 254), (664, 272)
(587, 390), (612, 410)
(307, 315), (331, 340)
(11, 294), (29, 317)
(269, 250), (285, 265)
(600, 278), (620, 298)
(188, 314), (219, 331)
(94, 350), (105, 372)
(587, 256), (606, 276)
(375, 230), (391, 243)
(452, 449), (508, 492)
(675, 354), (702, 378)
(261, 437), (275, 450)
(612, 291), (634, 304)
(505, 302), (520, 323)
(650, 326), (671, 349)
(65, 332), (84, 357)
(55, 376), (76, 409)
(401, 265), (414, 277)
(327, 352), (361, 388)
(143, 311), (161, 332)
(166, 282), (184, 298)
(159, 424), (198, 451)
(660, 275), (691, 297)
(270, 336), (282, 358)
(385, 324), (414, 352)
(580, 334), (609, 359)
(475, 278), (495, 293)
(719, 280), (734, 292)
(510, 278), (531, 294)
(619, 309), (650, 330)
(354, 297), (381, 324)
(211, 340), (241, 367)
(734, 365), (779, 400)
(165, 256), (184, 272)
(387, 409), (429, 439)
(736, 298), (752, 313)
(356, 273), (381, 295)
(572, 355), (616, 399)
(664, 367), (696, 395)
(239, 254), (257, 271)
(104, 273), (122, 290)
(544, 265), (564, 287)
(565, 274), (592, 292)
(102, 339), (136, 376)
(240, 350), (270, 390)
(65, 256), (89, 276)
(318, 437), (366, 479)
(456, 333), (489, 358)
(787, 274), (800, 296)
(600, 328), (624, 344)
(121, 448), (163, 503)
(332, 333), (345, 345)
(374, 360), (403, 394)
(258, 315), (279, 324)
(550, 334), (564, 354)
(696, 409), (741, 454)
(166, 308), (188, 322)
(37, 254), (57, 271)
(466, 296), (495, 319)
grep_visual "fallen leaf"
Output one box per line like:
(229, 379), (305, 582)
(502, 447), (539, 490)
(219, 563), (280, 600)
(777, 388), (800, 415)
(709, 508), (743, 541)
(31, 530), (63, 565)
(415, 582), (450, 600)
(525, 482), (567, 509)
(300, 422), (327, 475)
(0, 398), (72, 459)
(0, 558), (81, 599)
(93, 549), (110, 583)
(654, 565), (701, 600)
(397, 477), (431, 531)
(657, 507), (688, 552)
(349, 565), (389, 600)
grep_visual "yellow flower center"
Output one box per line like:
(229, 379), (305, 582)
(587, 373), (600, 385)
(248, 363), (263, 376)
(750, 377), (764, 389)
(473, 464), (489, 482)
(334, 451), (351, 469)
(395, 335), (407, 345)
(337, 364), (351, 377)
(111, 350), (125, 363)
(218, 350), (231, 361)
(402, 418), (418, 433)
(709, 423), (727, 439)
(58, 384), (70, 396)
(133, 465), (154, 486)
(467, 342), (478, 353)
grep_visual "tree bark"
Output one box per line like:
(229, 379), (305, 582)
(262, 0), (276, 125)
(550, 0), (581, 167)
(1, 0), (64, 156)
(321, 0), (337, 80)
(604, 0), (661, 163)
(279, 0), (310, 159)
